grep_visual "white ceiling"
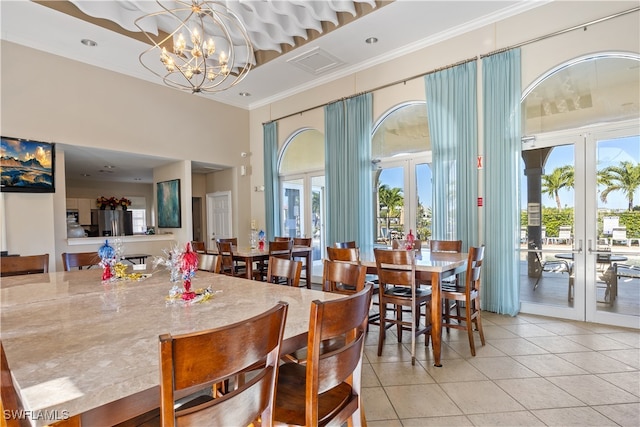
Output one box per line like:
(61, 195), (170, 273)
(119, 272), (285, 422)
(1, 0), (546, 182)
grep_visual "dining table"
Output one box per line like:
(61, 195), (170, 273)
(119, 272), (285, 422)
(208, 244), (313, 288)
(359, 249), (469, 367)
(0, 267), (341, 427)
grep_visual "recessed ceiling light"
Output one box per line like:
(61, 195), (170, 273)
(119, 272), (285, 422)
(365, 37), (378, 44)
(103, 165), (115, 169)
(239, 92), (251, 97)
(81, 39), (97, 47)
(81, 173), (91, 177)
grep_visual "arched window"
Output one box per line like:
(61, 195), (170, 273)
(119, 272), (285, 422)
(372, 102), (432, 244)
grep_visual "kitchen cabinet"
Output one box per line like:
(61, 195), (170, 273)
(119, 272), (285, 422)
(66, 198), (93, 225)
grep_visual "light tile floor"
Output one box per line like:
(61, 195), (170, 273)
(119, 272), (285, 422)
(360, 312), (640, 426)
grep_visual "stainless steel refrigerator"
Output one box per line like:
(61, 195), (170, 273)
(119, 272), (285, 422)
(92, 209), (133, 236)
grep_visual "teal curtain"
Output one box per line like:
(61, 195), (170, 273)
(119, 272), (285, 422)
(425, 61), (478, 249)
(325, 93), (373, 249)
(263, 121), (280, 241)
(483, 49), (521, 316)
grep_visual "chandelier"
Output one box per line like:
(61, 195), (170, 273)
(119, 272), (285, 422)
(135, 0), (254, 94)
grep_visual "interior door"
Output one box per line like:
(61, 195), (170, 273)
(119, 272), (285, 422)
(206, 191), (232, 250)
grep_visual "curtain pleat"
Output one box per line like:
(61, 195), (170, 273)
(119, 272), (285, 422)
(263, 121), (280, 241)
(325, 94), (373, 249)
(482, 49), (522, 316)
(425, 61), (478, 248)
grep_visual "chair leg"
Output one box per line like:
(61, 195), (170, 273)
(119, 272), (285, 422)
(466, 303), (475, 357)
(377, 302), (387, 356)
(475, 299), (485, 347)
(395, 305), (403, 343)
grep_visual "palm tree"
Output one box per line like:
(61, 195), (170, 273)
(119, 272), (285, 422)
(378, 184), (404, 239)
(541, 165), (573, 209)
(599, 161), (640, 211)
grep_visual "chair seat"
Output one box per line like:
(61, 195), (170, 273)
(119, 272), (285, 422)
(275, 363), (355, 426)
(385, 286), (431, 298)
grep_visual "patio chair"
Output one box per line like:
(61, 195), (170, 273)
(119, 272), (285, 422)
(533, 250), (572, 291)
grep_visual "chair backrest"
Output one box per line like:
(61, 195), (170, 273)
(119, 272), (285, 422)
(430, 240), (462, 253)
(61, 252), (101, 271)
(465, 246), (486, 294)
(197, 253), (221, 273)
(1, 341), (26, 427)
(374, 248), (416, 290)
(217, 237), (238, 246)
(191, 241), (206, 253)
(612, 227), (627, 240)
(334, 241), (357, 249)
(274, 236), (292, 242)
(321, 259), (366, 295)
(326, 246), (360, 262)
(160, 302), (288, 427)
(216, 241), (235, 275)
(293, 237), (312, 247)
(300, 284), (372, 426)
(0, 254), (49, 277)
(269, 239), (293, 259)
(266, 256), (302, 287)
(559, 226), (572, 239)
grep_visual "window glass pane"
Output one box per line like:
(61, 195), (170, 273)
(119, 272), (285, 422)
(376, 167), (404, 244)
(372, 103), (429, 159)
(415, 163), (432, 241)
(130, 209), (147, 234)
(280, 129), (324, 175)
(523, 56), (639, 135)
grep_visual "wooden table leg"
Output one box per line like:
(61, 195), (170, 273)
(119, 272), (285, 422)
(430, 271), (442, 367)
(305, 251), (311, 289)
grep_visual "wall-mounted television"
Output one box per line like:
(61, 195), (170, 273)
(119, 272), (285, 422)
(1, 136), (55, 193)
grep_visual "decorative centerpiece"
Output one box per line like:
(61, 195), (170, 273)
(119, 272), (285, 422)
(153, 243), (183, 283)
(98, 240), (116, 281)
(406, 229), (415, 250)
(258, 229), (266, 250)
(179, 242), (198, 301)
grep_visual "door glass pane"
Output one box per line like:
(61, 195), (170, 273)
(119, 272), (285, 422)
(311, 175), (325, 270)
(376, 166), (405, 244)
(415, 163), (432, 241)
(282, 178), (303, 238)
(520, 144), (575, 307)
(595, 135), (640, 316)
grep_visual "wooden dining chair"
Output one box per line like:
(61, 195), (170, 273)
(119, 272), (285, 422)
(265, 256), (302, 287)
(217, 237), (238, 246)
(191, 241), (206, 253)
(197, 253), (221, 274)
(321, 259), (367, 295)
(274, 236), (292, 242)
(328, 245), (381, 328)
(216, 241), (244, 277)
(0, 254), (49, 277)
(61, 252), (101, 271)
(292, 237), (312, 287)
(274, 284), (372, 427)
(374, 248), (431, 365)
(159, 302), (288, 427)
(253, 240), (293, 281)
(441, 245), (486, 356)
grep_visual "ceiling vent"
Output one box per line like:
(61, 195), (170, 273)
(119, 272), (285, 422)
(287, 47), (345, 75)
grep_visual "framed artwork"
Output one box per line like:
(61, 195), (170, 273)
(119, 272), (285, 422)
(1, 136), (55, 193)
(157, 179), (181, 228)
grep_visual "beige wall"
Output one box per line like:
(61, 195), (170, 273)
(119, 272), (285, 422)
(247, 1), (640, 233)
(1, 40), (251, 267)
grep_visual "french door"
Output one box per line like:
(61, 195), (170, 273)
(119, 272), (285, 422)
(520, 122), (639, 328)
(280, 173), (325, 282)
(375, 154), (432, 244)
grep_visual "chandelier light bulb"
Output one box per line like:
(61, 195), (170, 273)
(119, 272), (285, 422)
(174, 33), (186, 55)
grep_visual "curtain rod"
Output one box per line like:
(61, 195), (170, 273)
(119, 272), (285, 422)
(264, 6), (639, 125)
